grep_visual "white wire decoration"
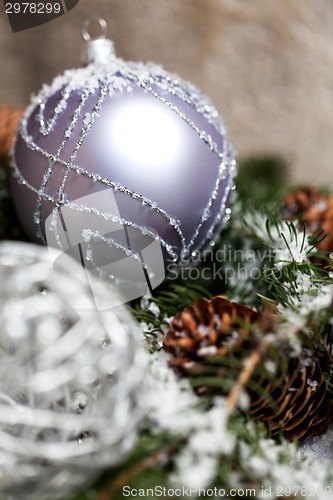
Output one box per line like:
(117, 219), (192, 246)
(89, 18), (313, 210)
(0, 242), (147, 500)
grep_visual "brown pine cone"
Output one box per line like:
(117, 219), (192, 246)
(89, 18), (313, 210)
(250, 354), (331, 441)
(163, 296), (333, 442)
(283, 188), (325, 222)
(164, 296), (260, 370)
(282, 187), (333, 256)
(0, 103), (24, 160)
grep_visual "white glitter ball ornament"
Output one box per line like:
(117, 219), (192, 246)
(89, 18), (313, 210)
(11, 18), (237, 278)
(0, 242), (146, 500)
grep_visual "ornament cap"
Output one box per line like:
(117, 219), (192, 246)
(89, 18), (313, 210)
(82, 17), (116, 64)
(87, 38), (116, 64)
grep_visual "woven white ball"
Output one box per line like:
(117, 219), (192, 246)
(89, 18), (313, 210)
(0, 242), (146, 499)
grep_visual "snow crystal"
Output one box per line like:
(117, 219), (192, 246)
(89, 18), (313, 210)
(307, 378), (319, 391)
(148, 302), (160, 317)
(173, 452), (217, 491)
(172, 400), (235, 490)
(197, 324), (213, 336)
(197, 345), (218, 356)
(242, 213), (311, 269)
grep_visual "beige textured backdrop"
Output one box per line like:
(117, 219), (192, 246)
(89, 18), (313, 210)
(0, 0), (332, 185)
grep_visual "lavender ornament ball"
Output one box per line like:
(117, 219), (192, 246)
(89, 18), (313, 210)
(11, 20), (236, 274)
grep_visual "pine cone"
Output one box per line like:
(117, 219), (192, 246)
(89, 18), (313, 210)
(163, 296), (333, 441)
(0, 103), (23, 160)
(282, 187), (333, 256)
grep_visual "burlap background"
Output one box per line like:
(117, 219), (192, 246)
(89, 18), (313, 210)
(1, 0), (332, 185)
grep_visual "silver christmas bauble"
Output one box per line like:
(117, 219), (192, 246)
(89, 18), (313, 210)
(11, 20), (236, 284)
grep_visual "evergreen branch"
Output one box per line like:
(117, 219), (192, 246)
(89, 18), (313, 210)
(131, 282), (212, 329)
(97, 438), (183, 500)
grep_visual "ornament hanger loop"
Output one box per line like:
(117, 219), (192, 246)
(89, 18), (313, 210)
(82, 17), (108, 42)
